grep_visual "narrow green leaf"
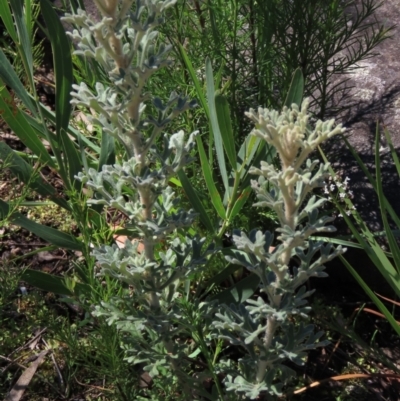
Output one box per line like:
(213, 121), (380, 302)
(40, 0), (73, 144)
(188, 347), (201, 359)
(374, 126), (400, 273)
(0, 142), (70, 211)
(21, 270), (73, 296)
(21, 269), (91, 297)
(0, 200), (83, 251)
(77, 130), (90, 173)
(0, 86), (55, 168)
(176, 44), (210, 120)
(215, 93), (236, 169)
(284, 68), (304, 108)
(237, 134), (261, 175)
(196, 136), (226, 220)
(24, 0), (33, 34)
(241, 141), (275, 190)
(383, 127), (400, 178)
(319, 147), (400, 295)
(99, 130), (116, 170)
(177, 170), (215, 232)
(38, 0), (73, 187)
(338, 135), (400, 228)
(339, 255), (400, 337)
(206, 58), (229, 194)
(312, 235), (394, 259)
(336, 198), (400, 294)
(0, 50), (38, 115)
(10, 0), (34, 89)
(0, 2), (18, 42)
(0, 141), (31, 180)
(169, 177), (182, 187)
(70, 0), (86, 13)
(311, 236), (363, 250)
(229, 187), (252, 221)
(59, 127), (82, 189)
(34, 99), (101, 156)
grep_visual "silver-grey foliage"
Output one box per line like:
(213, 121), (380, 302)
(65, 0), (346, 399)
(211, 100), (346, 399)
(64, 0), (211, 395)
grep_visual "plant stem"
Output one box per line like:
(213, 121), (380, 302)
(257, 150), (298, 382)
(256, 315), (277, 383)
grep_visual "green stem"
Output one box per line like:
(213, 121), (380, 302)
(216, 171), (241, 240)
(195, 330), (225, 400)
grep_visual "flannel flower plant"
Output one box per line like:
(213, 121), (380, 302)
(211, 100), (347, 399)
(62, 0), (215, 395)
(63, 0), (346, 399)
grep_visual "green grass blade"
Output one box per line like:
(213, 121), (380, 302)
(59, 128), (83, 188)
(10, 0), (34, 90)
(374, 126), (400, 273)
(40, 0), (76, 187)
(24, 0), (33, 35)
(206, 58), (229, 195)
(0, 200), (83, 251)
(169, 177), (181, 187)
(40, 0), (73, 155)
(319, 146), (400, 295)
(177, 170), (215, 232)
(196, 136), (226, 220)
(99, 131), (116, 170)
(0, 2), (18, 42)
(229, 187), (252, 221)
(0, 50), (38, 115)
(176, 43), (210, 120)
(311, 236), (363, 249)
(215, 93), (236, 170)
(312, 235), (394, 258)
(339, 254), (400, 337)
(240, 141), (275, 189)
(337, 200), (400, 295)
(0, 142), (71, 211)
(0, 86), (55, 168)
(284, 68), (304, 108)
(21, 269), (91, 297)
(21, 270), (74, 296)
(383, 126), (400, 178)
(237, 134), (262, 177)
(340, 134), (400, 228)
(34, 99), (101, 156)
(23, 97), (101, 178)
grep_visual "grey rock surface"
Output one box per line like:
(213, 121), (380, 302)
(318, 0), (400, 292)
(326, 0), (400, 229)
